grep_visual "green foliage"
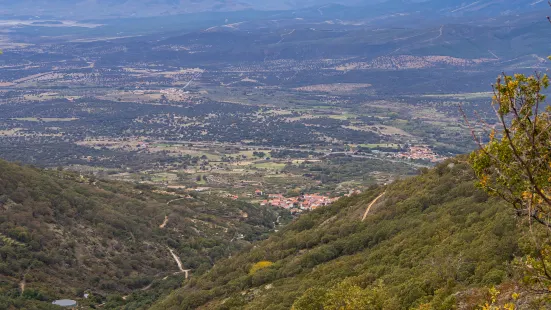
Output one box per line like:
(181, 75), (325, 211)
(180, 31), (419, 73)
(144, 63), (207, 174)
(152, 160), (524, 309)
(479, 287), (516, 310)
(469, 73), (551, 225)
(292, 280), (399, 310)
(249, 261), (274, 275)
(469, 73), (551, 298)
(0, 158), (277, 309)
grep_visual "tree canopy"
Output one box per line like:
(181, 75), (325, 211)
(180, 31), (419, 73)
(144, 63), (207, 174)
(468, 72), (551, 304)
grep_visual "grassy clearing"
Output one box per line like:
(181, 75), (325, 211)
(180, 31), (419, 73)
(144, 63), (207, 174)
(252, 162), (287, 170)
(377, 125), (412, 136)
(235, 150), (258, 158)
(325, 113), (358, 120)
(150, 173), (178, 183)
(152, 143), (172, 148)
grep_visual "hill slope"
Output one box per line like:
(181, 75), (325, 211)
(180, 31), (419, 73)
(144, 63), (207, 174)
(152, 158), (525, 309)
(0, 159), (278, 309)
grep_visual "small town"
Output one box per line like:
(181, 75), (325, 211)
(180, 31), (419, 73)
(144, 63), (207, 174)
(394, 145), (446, 162)
(259, 191), (340, 214)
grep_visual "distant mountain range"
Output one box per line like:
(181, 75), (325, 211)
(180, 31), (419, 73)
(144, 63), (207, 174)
(0, 0), (543, 19)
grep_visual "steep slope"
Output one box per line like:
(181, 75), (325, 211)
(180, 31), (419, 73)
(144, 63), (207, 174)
(152, 158), (525, 309)
(0, 159), (277, 309)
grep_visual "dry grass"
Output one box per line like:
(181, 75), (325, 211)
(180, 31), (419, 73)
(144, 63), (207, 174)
(0, 128), (23, 136)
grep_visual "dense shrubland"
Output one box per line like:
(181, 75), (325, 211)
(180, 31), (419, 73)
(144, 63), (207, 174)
(0, 159), (277, 309)
(152, 158), (534, 309)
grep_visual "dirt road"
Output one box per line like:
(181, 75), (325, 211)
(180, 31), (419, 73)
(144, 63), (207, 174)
(361, 192), (386, 221)
(168, 248), (192, 279)
(159, 215), (169, 229)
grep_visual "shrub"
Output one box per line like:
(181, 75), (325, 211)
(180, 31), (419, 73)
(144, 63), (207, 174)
(249, 261), (274, 275)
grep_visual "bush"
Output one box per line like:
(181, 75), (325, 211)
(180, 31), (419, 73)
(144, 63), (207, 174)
(249, 261), (274, 275)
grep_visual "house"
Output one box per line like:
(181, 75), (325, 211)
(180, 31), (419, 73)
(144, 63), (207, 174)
(255, 189), (263, 196)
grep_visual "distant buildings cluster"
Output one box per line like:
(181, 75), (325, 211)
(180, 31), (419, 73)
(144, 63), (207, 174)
(394, 146), (445, 162)
(160, 88), (191, 100)
(260, 192), (339, 214)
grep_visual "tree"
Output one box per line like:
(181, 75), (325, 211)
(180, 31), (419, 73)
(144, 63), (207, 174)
(249, 261), (273, 275)
(468, 73), (551, 227)
(292, 280), (399, 310)
(253, 151), (266, 158)
(466, 72), (551, 298)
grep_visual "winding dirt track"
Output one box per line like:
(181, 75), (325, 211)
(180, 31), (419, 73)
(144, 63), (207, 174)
(159, 215), (169, 229)
(361, 192), (386, 221)
(168, 248), (192, 279)
(20, 267), (31, 295)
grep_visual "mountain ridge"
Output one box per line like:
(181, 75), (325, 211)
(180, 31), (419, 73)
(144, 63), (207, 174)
(0, 0), (542, 19)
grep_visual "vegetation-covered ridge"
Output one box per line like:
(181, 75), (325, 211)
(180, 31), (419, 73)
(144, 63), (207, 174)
(152, 158), (525, 309)
(0, 159), (278, 309)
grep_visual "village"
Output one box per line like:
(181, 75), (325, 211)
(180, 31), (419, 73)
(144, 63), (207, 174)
(393, 145), (446, 162)
(257, 190), (342, 214)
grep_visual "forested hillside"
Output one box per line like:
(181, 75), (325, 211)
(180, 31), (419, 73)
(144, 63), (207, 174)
(152, 158), (531, 309)
(0, 159), (278, 309)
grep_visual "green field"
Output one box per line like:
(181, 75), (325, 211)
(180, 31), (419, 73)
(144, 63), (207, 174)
(252, 162), (287, 170)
